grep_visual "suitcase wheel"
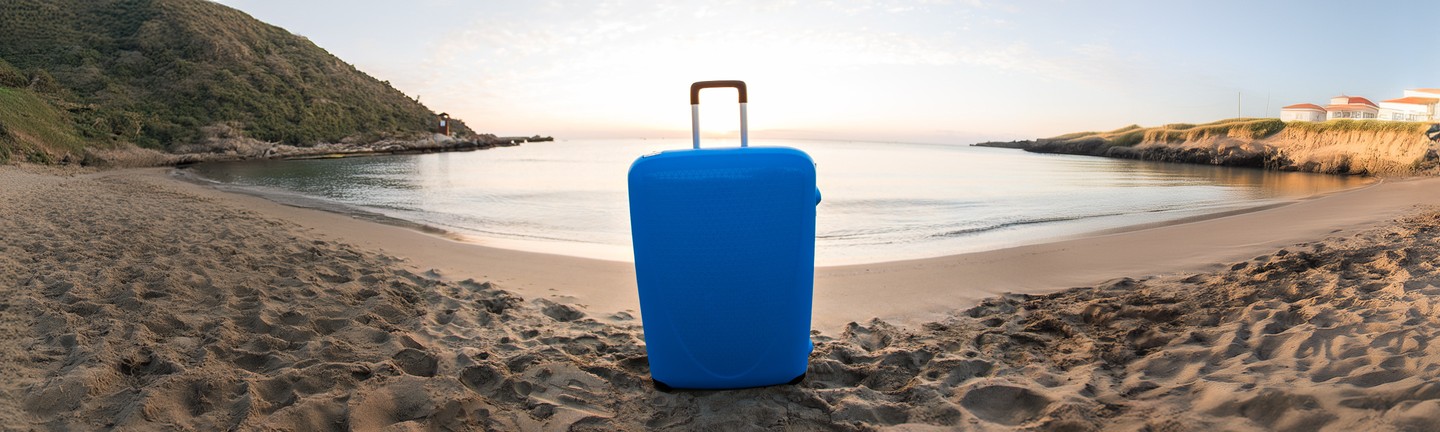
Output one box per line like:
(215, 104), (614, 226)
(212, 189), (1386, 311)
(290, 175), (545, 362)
(650, 373), (805, 392)
(787, 372), (807, 386)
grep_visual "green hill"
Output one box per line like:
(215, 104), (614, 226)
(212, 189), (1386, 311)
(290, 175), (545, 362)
(0, 0), (472, 163)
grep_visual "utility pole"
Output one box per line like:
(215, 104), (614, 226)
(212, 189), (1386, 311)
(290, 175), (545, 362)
(1265, 93), (1270, 118)
(1237, 92), (1242, 118)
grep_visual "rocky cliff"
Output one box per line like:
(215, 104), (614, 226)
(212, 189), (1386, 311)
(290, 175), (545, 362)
(979, 119), (1440, 176)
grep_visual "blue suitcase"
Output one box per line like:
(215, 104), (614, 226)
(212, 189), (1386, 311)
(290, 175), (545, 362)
(628, 81), (820, 390)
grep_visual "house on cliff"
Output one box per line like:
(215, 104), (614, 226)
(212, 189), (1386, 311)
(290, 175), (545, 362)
(1325, 95), (1379, 120)
(1280, 103), (1327, 122)
(1378, 89), (1440, 122)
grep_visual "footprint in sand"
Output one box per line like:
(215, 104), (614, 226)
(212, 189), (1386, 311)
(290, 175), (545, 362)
(959, 384), (1052, 426)
(392, 348), (439, 377)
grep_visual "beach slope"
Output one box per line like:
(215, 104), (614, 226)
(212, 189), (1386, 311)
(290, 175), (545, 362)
(6, 166), (1440, 429)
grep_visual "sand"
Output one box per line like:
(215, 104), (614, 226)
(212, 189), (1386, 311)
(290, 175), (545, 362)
(179, 167), (1440, 334)
(7, 165), (1440, 430)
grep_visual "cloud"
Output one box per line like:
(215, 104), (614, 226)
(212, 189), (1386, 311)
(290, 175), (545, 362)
(399, 0), (1168, 137)
(421, 0), (1124, 83)
(820, 0), (975, 15)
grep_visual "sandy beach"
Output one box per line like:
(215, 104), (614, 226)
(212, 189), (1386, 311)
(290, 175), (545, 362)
(183, 167), (1440, 334)
(8, 165), (1440, 430)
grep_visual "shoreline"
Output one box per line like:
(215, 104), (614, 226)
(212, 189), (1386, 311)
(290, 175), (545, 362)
(76, 134), (556, 168)
(161, 167), (1435, 333)
(173, 160), (1376, 267)
(172, 169), (469, 242)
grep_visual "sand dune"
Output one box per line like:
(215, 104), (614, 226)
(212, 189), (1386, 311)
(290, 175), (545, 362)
(7, 165), (1440, 430)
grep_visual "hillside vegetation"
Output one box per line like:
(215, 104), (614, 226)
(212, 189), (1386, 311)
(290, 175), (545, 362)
(0, 0), (474, 163)
(0, 86), (87, 164)
(987, 118), (1438, 175)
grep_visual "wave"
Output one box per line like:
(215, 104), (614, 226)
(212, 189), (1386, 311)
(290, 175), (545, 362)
(822, 197), (982, 211)
(930, 212), (1130, 238)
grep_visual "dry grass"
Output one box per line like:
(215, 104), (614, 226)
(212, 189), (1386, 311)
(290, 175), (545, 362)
(1285, 119), (1430, 134)
(1046, 118), (1428, 149)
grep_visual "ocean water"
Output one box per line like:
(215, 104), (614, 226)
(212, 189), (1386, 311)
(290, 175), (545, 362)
(187, 139), (1368, 265)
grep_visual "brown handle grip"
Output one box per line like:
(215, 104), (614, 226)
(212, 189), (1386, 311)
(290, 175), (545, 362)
(690, 80), (747, 105)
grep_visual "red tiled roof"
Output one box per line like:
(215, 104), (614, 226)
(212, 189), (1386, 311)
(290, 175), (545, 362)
(1410, 88), (1440, 94)
(1281, 103), (1325, 111)
(1332, 96), (1377, 107)
(1383, 96), (1440, 105)
(1326, 104), (1379, 112)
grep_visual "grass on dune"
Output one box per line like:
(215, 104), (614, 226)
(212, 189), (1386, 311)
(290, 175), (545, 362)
(1284, 119), (1429, 134)
(1047, 117), (1431, 148)
(1047, 124), (1141, 141)
(1050, 130), (1101, 140)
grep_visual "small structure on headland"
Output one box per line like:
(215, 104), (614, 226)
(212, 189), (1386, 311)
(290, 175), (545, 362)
(1283, 88), (1440, 122)
(437, 112), (451, 136)
(1379, 89), (1440, 122)
(1280, 103), (1327, 122)
(1325, 96), (1379, 120)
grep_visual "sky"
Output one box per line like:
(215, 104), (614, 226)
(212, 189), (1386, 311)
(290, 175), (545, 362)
(211, 0), (1440, 144)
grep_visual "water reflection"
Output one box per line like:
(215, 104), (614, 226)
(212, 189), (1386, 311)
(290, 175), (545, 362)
(188, 139), (1368, 264)
(1101, 159), (1361, 195)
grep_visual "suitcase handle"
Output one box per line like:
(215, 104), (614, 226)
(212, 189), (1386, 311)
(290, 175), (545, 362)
(689, 80), (748, 149)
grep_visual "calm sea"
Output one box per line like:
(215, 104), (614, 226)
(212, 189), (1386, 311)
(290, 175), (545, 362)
(187, 139), (1367, 265)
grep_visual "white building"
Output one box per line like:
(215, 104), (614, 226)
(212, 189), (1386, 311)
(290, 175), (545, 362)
(1403, 88), (1440, 99)
(1325, 95), (1378, 120)
(1378, 89), (1440, 122)
(1379, 97), (1438, 121)
(1280, 103), (1327, 122)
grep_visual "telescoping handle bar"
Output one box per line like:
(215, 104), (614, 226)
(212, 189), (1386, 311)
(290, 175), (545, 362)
(689, 80), (748, 149)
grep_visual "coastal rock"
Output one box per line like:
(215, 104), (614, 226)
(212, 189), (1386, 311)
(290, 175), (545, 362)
(970, 140), (1034, 149)
(152, 134), (553, 167)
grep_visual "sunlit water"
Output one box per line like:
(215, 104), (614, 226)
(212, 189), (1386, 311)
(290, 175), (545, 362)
(187, 139), (1368, 265)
